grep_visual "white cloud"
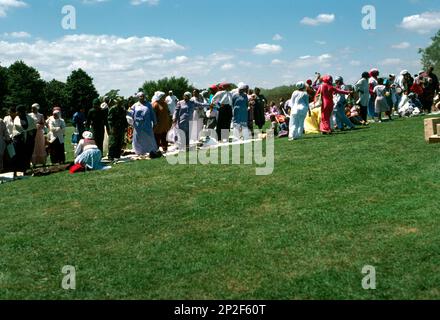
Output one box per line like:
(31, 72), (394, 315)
(391, 42), (411, 49)
(271, 59), (283, 65)
(381, 58), (403, 66)
(291, 54), (332, 68)
(315, 40), (327, 45)
(83, 0), (159, 5)
(349, 60), (361, 66)
(272, 34), (283, 41)
(3, 31), (31, 38)
(220, 63), (234, 70)
(0, 0), (28, 17)
(399, 11), (440, 34)
(301, 14), (335, 26)
(252, 43), (282, 55)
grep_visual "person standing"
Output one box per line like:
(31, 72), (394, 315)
(152, 91), (171, 153)
(165, 91), (178, 116)
(315, 75), (351, 134)
(373, 78), (390, 122)
(129, 92), (158, 156)
(12, 105), (37, 174)
(107, 98), (129, 160)
(46, 109), (66, 164)
(355, 72), (370, 122)
(190, 89), (206, 143)
(333, 77), (355, 130)
(288, 82), (310, 140)
(211, 83), (233, 142)
(28, 103), (47, 166)
(232, 83), (250, 141)
(254, 88), (267, 130)
(87, 98), (109, 153)
(72, 107), (87, 140)
(0, 117), (11, 172)
(3, 106), (17, 138)
(173, 92), (211, 149)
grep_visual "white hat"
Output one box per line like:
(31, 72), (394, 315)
(136, 92), (145, 98)
(82, 131), (93, 139)
(184, 92), (192, 98)
(400, 70), (409, 76)
(152, 91), (165, 103)
(31, 103), (40, 110)
(296, 81), (305, 90)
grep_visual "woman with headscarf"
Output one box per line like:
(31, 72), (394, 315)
(46, 109), (66, 164)
(373, 78), (390, 122)
(28, 103), (47, 166)
(190, 89), (206, 143)
(12, 105), (37, 174)
(315, 75), (351, 134)
(173, 92), (211, 150)
(129, 92), (158, 156)
(289, 81), (310, 141)
(232, 83), (250, 141)
(152, 91), (171, 153)
(108, 97), (128, 160)
(74, 131), (103, 171)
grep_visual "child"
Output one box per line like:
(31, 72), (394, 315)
(347, 105), (368, 126)
(270, 114), (279, 136)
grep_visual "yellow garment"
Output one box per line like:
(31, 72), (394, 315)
(304, 107), (321, 134)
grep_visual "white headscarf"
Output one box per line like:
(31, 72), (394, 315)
(152, 91), (165, 103)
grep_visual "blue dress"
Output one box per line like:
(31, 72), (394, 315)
(129, 101), (158, 155)
(232, 93), (249, 126)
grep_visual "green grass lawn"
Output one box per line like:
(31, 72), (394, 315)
(1, 116), (439, 300)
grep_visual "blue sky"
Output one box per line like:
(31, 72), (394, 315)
(1, 0), (440, 96)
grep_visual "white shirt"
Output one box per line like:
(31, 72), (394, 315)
(165, 95), (178, 114)
(46, 116), (66, 144)
(211, 90), (233, 106)
(12, 115), (36, 139)
(355, 78), (370, 106)
(3, 116), (15, 138)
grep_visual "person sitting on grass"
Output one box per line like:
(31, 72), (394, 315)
(346, 105), (368, 126)
(74, 131), (103, 171)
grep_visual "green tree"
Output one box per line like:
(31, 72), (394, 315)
(5, 61), (47, 112)
(419, 30), (440, 71)
(65, 68), (99, 118)
(261, 85), (296, 105)
(141, 77), (194, 101)
(45, 79), (68, 116)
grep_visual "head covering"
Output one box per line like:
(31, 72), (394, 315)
(400, 70), (409, 76)
(389, 74), (396, 78)
(82, 131), (93, 139)
(210, 84), (219, 92)
(369, 68), (379, 77)
(306, 79), (313, 86)
(335, 76), (344, 83)
(362, 72), (370, 79)
(53, 109), (61, 115)
(136, 92), (145, 98)
(184, 92), (192, 98)
(239, 83), (249, 90)
(219, 82), (230, 90)
(31, 103), (40, 110)
(296, 81), (305, 90)
(322, 75), (333, 84)
(169, 90), (173, 95)
(201, 90), (209, 97)
(152, 91), (165, 103)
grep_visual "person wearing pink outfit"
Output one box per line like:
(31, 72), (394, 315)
(315, 75), (351, 134)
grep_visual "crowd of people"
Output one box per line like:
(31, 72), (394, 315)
(1, 66), (439, 177)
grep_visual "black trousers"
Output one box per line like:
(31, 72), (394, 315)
(360, 105), (368, 122)
(49, 138), (65, 164)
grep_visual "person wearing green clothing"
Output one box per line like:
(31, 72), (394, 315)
(107, 98), (128, 160)
(86, 98), (109, 153)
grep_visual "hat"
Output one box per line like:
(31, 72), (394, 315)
(335, 76), (343, 83)
(82, 131), (93, 139)
(239, 83), (249, 90)
(152, 91), (165, 103)
(296, 81), (305, 90)
(184, 92), (192, 98)
(400, 70), (409, 76)
(136, 92), (145, 98)
(306, 79), (313, 86)
(31, 103), (40, 110)
(322, 75), (333, 84)
(53, 109), (61, 115)
(209, 84), (219, 91)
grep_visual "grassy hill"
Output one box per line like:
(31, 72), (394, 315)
(0, 116), (439, 299)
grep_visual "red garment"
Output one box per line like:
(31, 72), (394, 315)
(69, 163), (85, 174)
(410, 82), (424, 96)
(316, 83), (351, 133)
